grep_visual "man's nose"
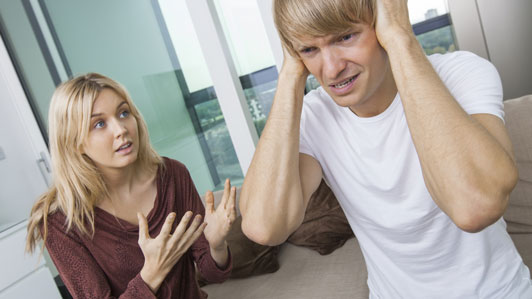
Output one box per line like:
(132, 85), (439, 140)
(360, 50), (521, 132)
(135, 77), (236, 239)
(322, 48), (347, 81)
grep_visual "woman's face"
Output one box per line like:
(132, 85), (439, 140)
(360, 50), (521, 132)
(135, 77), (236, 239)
(81, 88), (139, 172)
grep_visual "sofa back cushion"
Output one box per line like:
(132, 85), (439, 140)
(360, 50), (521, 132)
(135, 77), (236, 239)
(503, 94), (532, 233)
(287, 180), (354, 255)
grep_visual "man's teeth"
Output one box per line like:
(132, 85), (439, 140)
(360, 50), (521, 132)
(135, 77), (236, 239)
(334, 76), (356, 88)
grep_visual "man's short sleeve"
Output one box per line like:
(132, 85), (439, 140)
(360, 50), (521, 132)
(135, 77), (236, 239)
(299, 91), (320, 159)
(429, 51), (504, 122)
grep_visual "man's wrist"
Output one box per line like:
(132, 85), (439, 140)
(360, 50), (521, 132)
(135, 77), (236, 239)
(378, 28), (418, 53)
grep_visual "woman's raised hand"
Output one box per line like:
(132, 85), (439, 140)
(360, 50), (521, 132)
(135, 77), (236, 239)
(138, 211), (206, 293)
(203, 179), (237, 251)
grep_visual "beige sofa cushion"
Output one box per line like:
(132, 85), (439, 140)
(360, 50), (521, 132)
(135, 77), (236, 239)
(199, 189), (281, 282)
(203, 238), (369, 299)
(503, 95), (532, 233)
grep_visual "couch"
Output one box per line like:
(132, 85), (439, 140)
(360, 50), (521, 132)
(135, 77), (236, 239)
(201, 95), (532, 299)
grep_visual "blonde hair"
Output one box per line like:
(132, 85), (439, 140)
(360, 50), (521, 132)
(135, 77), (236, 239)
(273, 0), (376, 56)
(26, 73), (162, 254)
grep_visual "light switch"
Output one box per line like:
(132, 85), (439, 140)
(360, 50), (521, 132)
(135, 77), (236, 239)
(0, 146), (5, 161)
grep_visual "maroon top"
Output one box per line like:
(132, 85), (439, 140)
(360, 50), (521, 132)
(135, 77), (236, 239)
(45, 157), (232, 298)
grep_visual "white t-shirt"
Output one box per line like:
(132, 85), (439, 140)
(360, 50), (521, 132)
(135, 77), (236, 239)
(299, 51), (532, 298)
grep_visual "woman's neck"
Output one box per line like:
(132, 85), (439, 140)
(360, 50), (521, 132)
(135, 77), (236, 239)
(101, 162), (155, 203)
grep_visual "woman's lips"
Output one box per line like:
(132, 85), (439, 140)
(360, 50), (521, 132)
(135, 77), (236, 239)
(116, 142), (133, 154)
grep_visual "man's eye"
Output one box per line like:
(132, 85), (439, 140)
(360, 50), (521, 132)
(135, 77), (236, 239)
(120, 110), (130, 118)
(340, 34), (353, 42)
(300, 47), (315, 54)
(94, 121), (105, 129)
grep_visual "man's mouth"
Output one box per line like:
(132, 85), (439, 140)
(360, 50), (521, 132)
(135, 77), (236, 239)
(331, 75), (358, 89)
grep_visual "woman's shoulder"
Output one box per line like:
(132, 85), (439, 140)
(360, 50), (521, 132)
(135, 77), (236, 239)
(161, 156), (187, 171)
(43, 209), (84, 243)
(159, 157), (193, 183)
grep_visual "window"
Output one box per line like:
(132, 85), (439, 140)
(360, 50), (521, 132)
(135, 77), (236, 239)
(213, 0), (278, 136)
(0, 0), (245, 193)
(409, 0), (457, 55)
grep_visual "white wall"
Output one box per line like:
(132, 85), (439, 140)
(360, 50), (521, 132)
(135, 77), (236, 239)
(449, 0), (532, 99)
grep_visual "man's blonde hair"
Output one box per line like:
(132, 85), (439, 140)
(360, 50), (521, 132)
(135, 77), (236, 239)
(274, 0), (376, 56)
(26, 73), (162, 254)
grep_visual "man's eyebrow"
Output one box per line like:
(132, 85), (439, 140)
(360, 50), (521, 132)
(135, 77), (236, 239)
(91, 101), (128, 118)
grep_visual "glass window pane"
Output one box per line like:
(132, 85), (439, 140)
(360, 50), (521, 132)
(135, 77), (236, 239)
(416, 25), (456, 55)
(213, 0), (278, 136)
(0, 0), (57, 134)
(408, 0), (449, 24)
(1, 0), (244, 193)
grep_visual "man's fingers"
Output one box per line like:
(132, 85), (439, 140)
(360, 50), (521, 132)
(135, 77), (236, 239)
(137, 212), (150, 242)
(205, 191), (215, 214)
(159, 212), (176, 238)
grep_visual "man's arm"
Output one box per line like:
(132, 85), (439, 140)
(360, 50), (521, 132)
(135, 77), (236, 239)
(239, 51), (323, 246)
(375, 0), (518, 232)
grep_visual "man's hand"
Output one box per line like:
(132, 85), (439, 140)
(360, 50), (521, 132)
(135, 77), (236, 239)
(280, 45), (310, 79)
(375, 0), (414, 50)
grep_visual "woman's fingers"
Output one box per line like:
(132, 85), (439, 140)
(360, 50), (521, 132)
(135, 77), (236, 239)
(137, 212), (150, 242)
(179, 215), (203, 244)
(159, 212), (176, 238)
(221, 178), (231, 209)
(205, 191), (215, 214)
(229, 186), (236, 211)
(171, 211), (193, 241)
(229, 192), (237, 222)
(186, 222), (207, 247)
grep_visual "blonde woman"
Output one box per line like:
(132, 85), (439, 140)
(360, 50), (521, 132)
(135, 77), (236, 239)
(26, 73), (236, 298)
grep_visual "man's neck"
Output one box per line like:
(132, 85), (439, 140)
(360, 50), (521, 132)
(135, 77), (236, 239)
(349, 64), (398, 118)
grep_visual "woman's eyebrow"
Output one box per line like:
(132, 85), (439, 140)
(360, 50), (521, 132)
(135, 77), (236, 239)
(91, 101), (128, 118)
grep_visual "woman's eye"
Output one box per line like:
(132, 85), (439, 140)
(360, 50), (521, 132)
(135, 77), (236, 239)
(120, 110), (130, 118)
(94, 121), (105, 129)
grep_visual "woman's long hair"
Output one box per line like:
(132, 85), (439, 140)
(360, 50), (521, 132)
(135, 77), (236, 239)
(26, 73), (162, 254)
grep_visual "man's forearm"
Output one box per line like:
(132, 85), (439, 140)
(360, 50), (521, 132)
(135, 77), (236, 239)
(239, 70), (308, 245)
(385, 33), (517, 230)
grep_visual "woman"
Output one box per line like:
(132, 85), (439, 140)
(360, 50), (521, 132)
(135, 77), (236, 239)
(26, 73), (236, 298)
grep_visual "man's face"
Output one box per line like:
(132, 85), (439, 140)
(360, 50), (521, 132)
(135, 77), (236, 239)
(294, 23), (395, 117)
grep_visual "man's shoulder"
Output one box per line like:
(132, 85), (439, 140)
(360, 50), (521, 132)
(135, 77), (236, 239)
(428, 51), (493, 73)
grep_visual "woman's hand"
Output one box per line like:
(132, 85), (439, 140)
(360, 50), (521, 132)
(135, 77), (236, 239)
(138, 211), (206, 293)
(203, 179), (237, 265)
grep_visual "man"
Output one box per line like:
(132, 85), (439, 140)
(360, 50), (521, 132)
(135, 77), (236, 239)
(239, 0), (532, 298)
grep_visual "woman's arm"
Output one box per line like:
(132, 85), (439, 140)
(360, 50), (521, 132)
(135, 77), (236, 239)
(185, 173), (233, 283)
